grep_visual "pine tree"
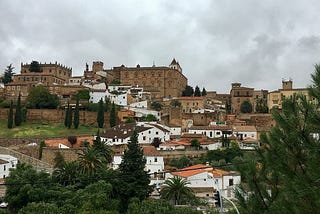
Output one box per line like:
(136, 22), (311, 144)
(7, 101), (13, 129)
(118, 130), (151, 212)
(97, 98), (104, 128)
(73, 97), (79, 129)
(14, 93), (22, 126)
(2, 64), (14, 84)
(109, 102), (116, 128)
(194, 85), (201, 96)
(235, 64), (320, 213)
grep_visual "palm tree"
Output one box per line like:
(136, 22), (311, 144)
(78, 147), (103, 176)
(53, 161), (80, 186)
(160, 176), (194, 205)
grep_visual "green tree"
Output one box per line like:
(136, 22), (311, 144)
(141, 114), (158, 122)
(194, 85), (201, 97)
(117, 130), (151, 212)
(201, 87), (207, 96)
(29, 61), (41, 72)
(93, 131), (113, 164)
(67, 103), (73, 129)
(78, 147), (103, 176)
(190, 139), (200, 150)
(125, 117), (136, 123)
(1, 64), (14, 84)
(170, 99), (181, 107)
(97, 98), (105, 128)
(168, 156), (191, 169)
(38, 141), (46, 159)
(182, 85), (194, 97)
(74, 89), (90, 101)
(53, 161), (80, 186)
(64, 102), (70, 127)
(235, 65), (320, 213)
(14, 93), (22, 126)
(26, 86), (59, 109)
(109, 102), (116, 127)
(18, 202), (60, 214)
(21, 107), (27, 122)
(255, 98), (268, 113)
(5, 163), (53, 212)
(73, 96), (80, 129)
(53, 151), (65, 169)
(151, 101), (163, 111)
(7, 100), (13, 129)
(160, 176), (194, 205)
(240, 100), (253, 113)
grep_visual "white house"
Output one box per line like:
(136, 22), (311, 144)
(89, 89), (107, 103)
(107, 91), (128, 106)
(111, 146), (164, 185)
(233, 126), (257, 140)
(167, 164), (241, 199)
(0, 155), (18, 179)
(129, 107), (161, 121)
(129, 100), (148, 108)
(188, 125), (233, 139)
(100, 122), (170, 145)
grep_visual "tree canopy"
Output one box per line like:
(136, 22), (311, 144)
(1, 64), (14, 84)
(182, 85), (194, 96)
(29, 61), (41, 72)
(240, 100), (253, 113)
(194, 86), (201, 97)
(26, 86), (59, 109)
(235, 64), (320, 213)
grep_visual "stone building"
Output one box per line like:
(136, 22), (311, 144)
(230, 83), (254, 114)
(91, 59), (188, 99)
(267, 80), (311, 111)
(4, 61), (72, 101)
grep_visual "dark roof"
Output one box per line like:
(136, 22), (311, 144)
(100, 123), (152, 139)
(147, 123), (170, 133)
(0, 159), (9, 165)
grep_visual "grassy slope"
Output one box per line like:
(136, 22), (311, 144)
(0, 120), (99, 138)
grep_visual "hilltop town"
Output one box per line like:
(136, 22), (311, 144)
(0, 59), (318, 213)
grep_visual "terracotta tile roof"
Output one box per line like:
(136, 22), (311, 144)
(190, 125), (232, 131)
(142, 146), (161, 156)
(0, 159), (8, 165)
(171, 164), (212, 178)
(181, 133), (206, 139)
(233, 125), (257, 132)
(100, 123), (152, 139)
(45, 136), (94, 148)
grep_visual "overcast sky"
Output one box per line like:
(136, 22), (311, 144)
(1, 0), (320, 93)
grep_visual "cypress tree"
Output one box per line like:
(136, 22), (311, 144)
(194, 85), (201, 96)
(109, 102), (116, 128)
(7, 101), (13, 129)
(73, 97), (80, 129)
(64, 102), (69, 127)
(67, 104), (72, 129)
(97, 98), (104, 128)
(201, 87), (207, 96)
(14, 93), (22, 126)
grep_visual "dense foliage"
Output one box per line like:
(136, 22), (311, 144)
(14, 93), (22, 126)
(7, 101), (13, 129)
(110, 102), (116, 127)
(97, 98), (105, 128)
(182, 85), (194, 96)
(240, 100), (253, 113)
(1, 64), (14, 84)
(26, 86), (59, 109)
(235, 64), (320, 213)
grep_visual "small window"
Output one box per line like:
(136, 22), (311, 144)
(4, 165), (6, 171)
(143, 136), (146, 140)
(229, 179), (234, 186)
(154, 157), (158, 162)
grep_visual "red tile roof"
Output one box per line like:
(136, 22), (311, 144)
(45, 136), (94, 148)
